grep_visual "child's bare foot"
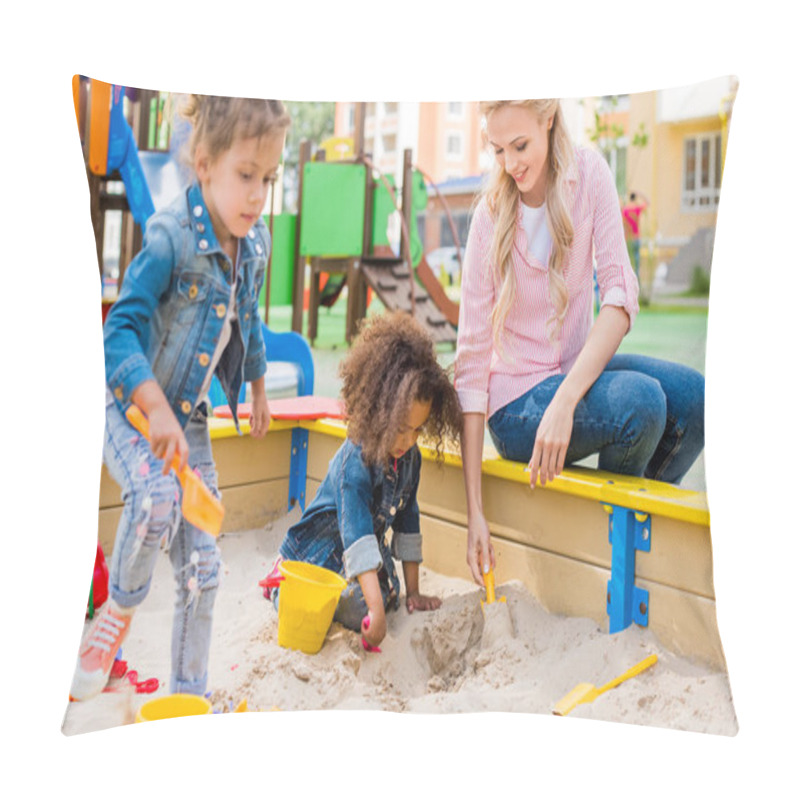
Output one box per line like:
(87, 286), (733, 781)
(406, 593), (442, 613)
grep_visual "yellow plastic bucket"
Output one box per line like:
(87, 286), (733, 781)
(277, 561), (347, 654)
(135, 693), (212, 723)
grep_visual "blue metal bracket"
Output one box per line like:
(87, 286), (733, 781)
(288, 428), (309, 512)
(603, 504), (651, 633)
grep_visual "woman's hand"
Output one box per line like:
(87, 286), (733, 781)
(466, 509), (495, 587)
(406, 592), (442, 613)
(528, 394), (575, 488)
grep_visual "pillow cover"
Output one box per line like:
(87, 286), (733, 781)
(63, 76), (737, 739)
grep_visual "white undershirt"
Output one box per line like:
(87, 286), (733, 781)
(198, 243), (240, 404)
(520, 201), (552, 265)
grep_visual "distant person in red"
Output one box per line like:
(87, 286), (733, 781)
(622, 192), (648, 278)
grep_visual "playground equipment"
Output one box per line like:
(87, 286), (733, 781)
(287, 106), (461, 346)
(72, 77), (171, 299)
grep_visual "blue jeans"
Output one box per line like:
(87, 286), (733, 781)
(487, 355), (704, 484)
(103, 391), (222, 694)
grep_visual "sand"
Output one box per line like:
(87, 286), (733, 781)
(62, 510), (737, 737)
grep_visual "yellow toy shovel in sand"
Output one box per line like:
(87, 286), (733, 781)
(552, 653), (658, 716)
(125, 405), (225, 537)
(480, 567), (513, 648)
(480, 567), (506, 609)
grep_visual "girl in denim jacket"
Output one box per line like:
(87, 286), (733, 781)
(70, 94), (290, 700)
(265, 312), (462, 650)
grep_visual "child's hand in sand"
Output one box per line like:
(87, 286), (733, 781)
(406, 592), (442, 613)
(361, 608), (386, 648)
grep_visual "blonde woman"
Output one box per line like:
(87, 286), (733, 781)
(455, 100), (704, 585)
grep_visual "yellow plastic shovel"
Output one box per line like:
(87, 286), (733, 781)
(552, 653), (658, 716)
(480, 567), (513, 648)
(125, 405), (225, 537)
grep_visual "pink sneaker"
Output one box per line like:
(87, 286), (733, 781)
(70, 602), (133, 700)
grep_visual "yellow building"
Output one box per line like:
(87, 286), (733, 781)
(589, 77), (738, 294)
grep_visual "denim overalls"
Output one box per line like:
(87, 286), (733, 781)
(101, 182), (268, 694)
(278, 438), (423, 631)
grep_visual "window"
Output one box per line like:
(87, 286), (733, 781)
(447, 102), (464, 118)
(440, 212), (470, 248)
(382, 132), (397, 154)
(445, 132), (463, 159)
(383, 102), (398, 115)
(682, 133), (722, 211)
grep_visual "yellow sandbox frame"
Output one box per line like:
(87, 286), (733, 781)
(97, 415), (724, 670)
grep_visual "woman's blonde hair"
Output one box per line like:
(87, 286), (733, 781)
(479, 99), (575, 347)
(179, 94), (290, 166)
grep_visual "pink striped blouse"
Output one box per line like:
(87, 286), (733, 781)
(455, 146), (640, 419)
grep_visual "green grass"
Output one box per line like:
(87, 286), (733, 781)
(618, 304), (708, 375)
(265, 299), (708, 373)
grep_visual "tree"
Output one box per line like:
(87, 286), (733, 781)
(586, 95), (649, 198)
(281, 101), (336, 212)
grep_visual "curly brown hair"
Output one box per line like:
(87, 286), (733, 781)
(339, 311), (463, 466)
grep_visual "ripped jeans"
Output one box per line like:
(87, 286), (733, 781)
(103, 390), (222, 695)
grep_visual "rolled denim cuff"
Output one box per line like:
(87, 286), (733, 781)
(456, 388), (488, 415)
(343, 536), (383, 579)
(391, 531), (422, 562)
(107, 352), (154, 404)
(243, 350), (267, 383)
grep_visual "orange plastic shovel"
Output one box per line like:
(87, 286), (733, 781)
(125, 405), (224, 537)
(552, 653), (658, 716)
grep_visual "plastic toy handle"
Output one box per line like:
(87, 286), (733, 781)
(599, 654), (658, 695)
(259, 573), (285, 589)
(484, 568), (496, 605)
(125, 405), (186, 480)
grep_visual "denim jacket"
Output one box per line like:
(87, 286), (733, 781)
(279, 438), (423, 601)
(103, 182), (268, 432)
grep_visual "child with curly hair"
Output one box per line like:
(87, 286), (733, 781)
(264, 311), (462, 650)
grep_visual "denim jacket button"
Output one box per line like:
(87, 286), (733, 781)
(181, 400), (192, 414)
(188, 285), (198, 299)
(196, 223), (205, 233)
(198, 353), (210, 367)
(247, 229), (256, 239)
(216, 304), (227, 318)
(199, 239), (209, 251)
(193, 205), (203, 218)
(255, 243), (263, 255)
(390, 506), (396, 516)
(114, 387), (123, 401)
